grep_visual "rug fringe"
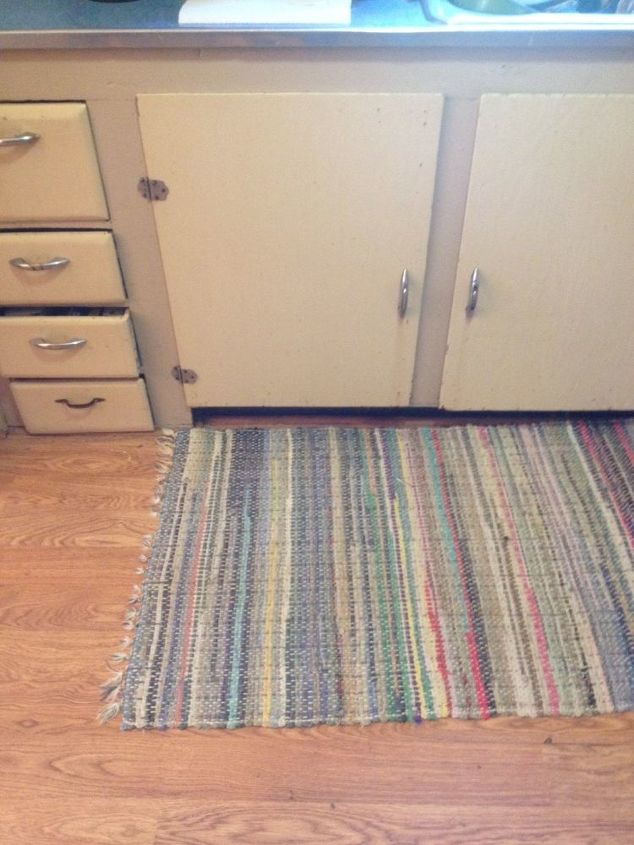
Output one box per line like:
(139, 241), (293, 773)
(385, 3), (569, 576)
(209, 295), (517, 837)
(98, 427), (178, 725)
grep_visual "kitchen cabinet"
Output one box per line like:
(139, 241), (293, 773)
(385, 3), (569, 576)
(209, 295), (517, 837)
(440, 94), (634, 411)
(137, 93), (443, 407)
(0, 100), (153, 433)
(1, 46), (633, 427)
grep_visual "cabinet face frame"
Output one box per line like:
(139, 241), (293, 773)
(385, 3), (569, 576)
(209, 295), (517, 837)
(137, 92), (444, 408)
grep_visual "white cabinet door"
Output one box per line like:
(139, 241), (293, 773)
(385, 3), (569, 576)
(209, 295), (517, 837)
(138, 93), (442, 407)
(441, 94), (634, 411)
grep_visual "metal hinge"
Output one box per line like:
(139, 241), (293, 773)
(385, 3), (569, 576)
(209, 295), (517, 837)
(138, 177), (169, 202)
(171, 366), (198, 384)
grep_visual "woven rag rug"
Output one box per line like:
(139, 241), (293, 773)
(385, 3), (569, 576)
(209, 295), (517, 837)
(105, 420), (634, 729)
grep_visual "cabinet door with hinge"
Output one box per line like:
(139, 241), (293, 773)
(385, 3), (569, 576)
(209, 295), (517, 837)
(441, 94), (634, 411)
(137, 93), (442, 407)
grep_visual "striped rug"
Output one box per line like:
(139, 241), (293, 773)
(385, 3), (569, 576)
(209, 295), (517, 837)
(113, 421), (634, 729)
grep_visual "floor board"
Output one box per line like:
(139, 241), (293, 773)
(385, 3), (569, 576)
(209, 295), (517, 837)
(1, 428), (633, 844)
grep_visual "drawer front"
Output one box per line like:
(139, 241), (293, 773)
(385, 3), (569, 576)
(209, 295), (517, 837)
(0, 103), (109, 223)
(0, 231), (126, 306)
(0, 311), (139, 378)
(11, 378), (154, 434)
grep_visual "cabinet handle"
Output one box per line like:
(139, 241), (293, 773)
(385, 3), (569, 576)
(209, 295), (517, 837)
(10, 256), (70, 272)
(398, 269), (409, 319)
(0, 132), (40, 148)
(55, 397), (105, 410)
(30, 337), (87, 351)
(466, 267), (480, 314)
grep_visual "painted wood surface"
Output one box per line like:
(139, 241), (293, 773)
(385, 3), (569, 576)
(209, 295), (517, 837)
(0, 231), (125, 305)
(10, 378), (153, 433)
(0, 102), (109, 223)
(441, 94), (634, 411)
(1, 428), (633, 844)
(0, 231), (126, 306)
(137, 93), (443, 407)
(0, 311), (138, 379)
(2, 52), (633, 426)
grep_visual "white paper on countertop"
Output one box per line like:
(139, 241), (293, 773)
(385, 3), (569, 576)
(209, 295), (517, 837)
(178, 0), (352, 25)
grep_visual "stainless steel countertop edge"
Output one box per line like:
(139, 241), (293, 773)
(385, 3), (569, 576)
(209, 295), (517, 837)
(1, 25), (633, 50)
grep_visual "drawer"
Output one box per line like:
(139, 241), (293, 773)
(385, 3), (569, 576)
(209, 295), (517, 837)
(0, 231), (126, 306)
(0, 310), (139, 378)
(0, 103), (109, 223)
(11, 378), (154, 434)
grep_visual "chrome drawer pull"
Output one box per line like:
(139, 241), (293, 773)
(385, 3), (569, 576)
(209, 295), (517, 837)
(398, 269), (409, 319)
(0, 132), (40, 148)
(30, 337), (87, 351)
(466, 267), (480, 314)
(10, 256), (70, 272)
(55, 397), (105, 410)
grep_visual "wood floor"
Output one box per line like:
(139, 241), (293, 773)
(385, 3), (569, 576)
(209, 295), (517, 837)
(1, 427), (634, 845)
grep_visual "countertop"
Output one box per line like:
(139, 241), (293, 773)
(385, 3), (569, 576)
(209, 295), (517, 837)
(0, 0), (633, 49)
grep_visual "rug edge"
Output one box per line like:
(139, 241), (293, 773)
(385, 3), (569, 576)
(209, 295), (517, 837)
(97, 427), (179, 726)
